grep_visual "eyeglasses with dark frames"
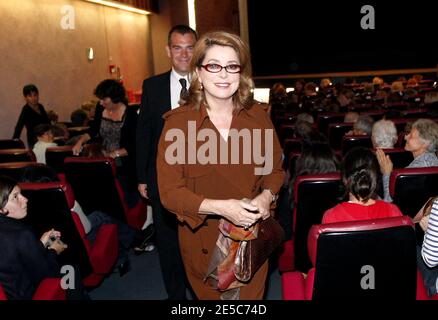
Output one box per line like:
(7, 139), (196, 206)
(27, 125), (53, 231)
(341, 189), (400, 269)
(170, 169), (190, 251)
(199, 63), (242, 74)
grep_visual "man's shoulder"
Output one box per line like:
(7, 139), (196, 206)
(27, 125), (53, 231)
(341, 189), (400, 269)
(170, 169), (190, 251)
(143, 71), (171, 86)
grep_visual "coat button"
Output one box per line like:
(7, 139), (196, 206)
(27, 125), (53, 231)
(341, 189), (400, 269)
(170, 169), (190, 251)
(202, 248), (208, 254)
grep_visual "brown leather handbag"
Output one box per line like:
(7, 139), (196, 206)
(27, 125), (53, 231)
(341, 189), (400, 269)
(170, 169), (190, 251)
(412, 195), (438, 223)
(234, 216), (285, 282)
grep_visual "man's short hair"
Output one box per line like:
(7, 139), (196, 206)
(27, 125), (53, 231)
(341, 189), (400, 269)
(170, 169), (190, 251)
(168, 25), (197, 45)
(23, 84), (39, 97)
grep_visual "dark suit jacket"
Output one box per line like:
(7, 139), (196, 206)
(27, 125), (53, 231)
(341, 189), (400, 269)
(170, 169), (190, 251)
(136, 71), (171, 199)
(0, 215), (58, 300)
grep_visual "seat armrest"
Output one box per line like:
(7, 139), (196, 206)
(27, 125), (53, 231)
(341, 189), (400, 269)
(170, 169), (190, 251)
(282, 271), (306, 300)
(89, 224), (118, 274)
(33, 278), (66, 300)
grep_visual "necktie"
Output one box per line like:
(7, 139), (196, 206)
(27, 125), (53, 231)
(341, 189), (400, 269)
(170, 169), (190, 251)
(179, 78), (189, 103)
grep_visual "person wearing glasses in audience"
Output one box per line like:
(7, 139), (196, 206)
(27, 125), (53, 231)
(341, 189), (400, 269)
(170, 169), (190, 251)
(156, 31), (284, 300)
(136, 25), (197, 300)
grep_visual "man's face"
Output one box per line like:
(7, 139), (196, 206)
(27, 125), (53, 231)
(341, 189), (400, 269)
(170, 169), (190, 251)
(166, 32), (197, 75)
(25, 92), (39, 107)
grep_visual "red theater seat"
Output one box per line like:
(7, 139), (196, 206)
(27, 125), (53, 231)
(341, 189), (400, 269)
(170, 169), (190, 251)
(282, 216), (418, 300)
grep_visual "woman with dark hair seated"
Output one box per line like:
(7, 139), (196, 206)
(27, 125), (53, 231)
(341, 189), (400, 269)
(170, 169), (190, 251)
(0, 175), (66, 299)
(322, 147), (403, 224)
(20, 165), (154, 276)
(278, 133), (339, 240)
(72, 79), (139, 207)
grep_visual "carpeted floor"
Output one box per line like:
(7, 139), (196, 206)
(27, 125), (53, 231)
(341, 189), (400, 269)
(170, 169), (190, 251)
(88, 247), (282, 300)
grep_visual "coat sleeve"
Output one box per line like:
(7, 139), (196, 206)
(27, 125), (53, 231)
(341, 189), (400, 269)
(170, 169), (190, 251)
(156, 115), (206, 230)
(13, 107), (26, 139)
(259, 110), (285, 195)
(136, 79), (153, 184)
(18, 229), (59, 287)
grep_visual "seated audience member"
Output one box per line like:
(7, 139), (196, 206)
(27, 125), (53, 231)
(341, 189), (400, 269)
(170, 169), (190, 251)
(278, 135), (338, 239)
(80, 101), (97, 120)
(344, 111), (359, 123)
(32, 124), (57, 164)
(0, 175), (67, 300)
(416, 197), (438, 296)
(304, 82), (318, 97)
(336, 88), (354, 109)
(322, 147), (402, 224)
(406, 77), (419, 88)
(70, 109), (89, 128)
(376, 119), (438, 202)
(346, 115), (374, 136)
(13, 84), (50, 148)
(296, 112), (314, 125)
(371, 119), (398, 149)
(20, 166), (155, 276)
(387, 81), (404, 103)
(269, 82), (287, 105)
(47, 110), (69, 141)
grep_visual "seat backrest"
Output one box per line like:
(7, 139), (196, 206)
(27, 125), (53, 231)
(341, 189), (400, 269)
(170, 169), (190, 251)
(0, 149), (35, 163)
(382, 148), (414, 169)
(317, 113), (346, 136)
(341, 135), (373, 155)
(283, 138), (302, 158)
(0, 139), (25, 150)
(19, 182), (93, 279)
(64, 157), (127, 223)
(0, 162), (47, 181)
(390, 167), (438, 217)
(45, 146), (74, 173)
(308, 216), (417, 300)
(293, 173), (343, 272)
(328, 123), (353, 150)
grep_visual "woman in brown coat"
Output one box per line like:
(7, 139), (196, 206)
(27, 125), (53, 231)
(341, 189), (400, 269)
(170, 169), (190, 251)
(157, 31), (284, 300)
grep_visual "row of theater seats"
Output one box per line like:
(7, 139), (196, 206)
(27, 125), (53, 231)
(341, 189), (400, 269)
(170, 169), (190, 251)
(279, 167), (438, 273)
(281, 216), (430, 300)
(278, 167), (438, 300)
(0, 154), (148, 299)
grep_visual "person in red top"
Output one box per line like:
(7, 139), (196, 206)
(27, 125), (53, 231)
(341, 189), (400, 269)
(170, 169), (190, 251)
(323, 147), (402, 224)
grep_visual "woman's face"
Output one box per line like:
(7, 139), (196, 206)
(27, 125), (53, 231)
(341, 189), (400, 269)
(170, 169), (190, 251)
(405, 128), (428, 155)
(99, 97), (115, 109)
(1, 186), (28, 220)
(196, 45), (241, 104)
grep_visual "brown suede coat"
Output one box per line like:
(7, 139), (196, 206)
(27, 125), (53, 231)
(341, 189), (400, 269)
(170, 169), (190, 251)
(157, 102), (284, 299)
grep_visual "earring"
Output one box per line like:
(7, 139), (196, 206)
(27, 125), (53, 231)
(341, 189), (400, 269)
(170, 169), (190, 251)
(199, 83), (203, 90)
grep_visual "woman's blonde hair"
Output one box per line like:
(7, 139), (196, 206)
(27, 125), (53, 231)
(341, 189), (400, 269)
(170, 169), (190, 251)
(186, 31), (254, 112)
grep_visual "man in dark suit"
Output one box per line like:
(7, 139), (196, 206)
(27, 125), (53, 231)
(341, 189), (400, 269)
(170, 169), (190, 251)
(136, 25), (197, 300)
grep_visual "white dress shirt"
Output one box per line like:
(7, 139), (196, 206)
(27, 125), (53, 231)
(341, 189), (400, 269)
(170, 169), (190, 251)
(170, 68), (190, 110)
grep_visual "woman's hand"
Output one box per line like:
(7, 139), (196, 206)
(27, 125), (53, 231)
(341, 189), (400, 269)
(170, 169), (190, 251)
(249, 190), (272, 220)
(201, 199), (262, 228)
(419, 215), (430, 232)
(72, 141), (83, 156)
(376, 148), (393, 175)
(49, 239), (68, 255)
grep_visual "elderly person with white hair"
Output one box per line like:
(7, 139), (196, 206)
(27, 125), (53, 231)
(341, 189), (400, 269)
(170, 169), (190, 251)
(372, 119), (398, 149)
(376, 119), (438, 202)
